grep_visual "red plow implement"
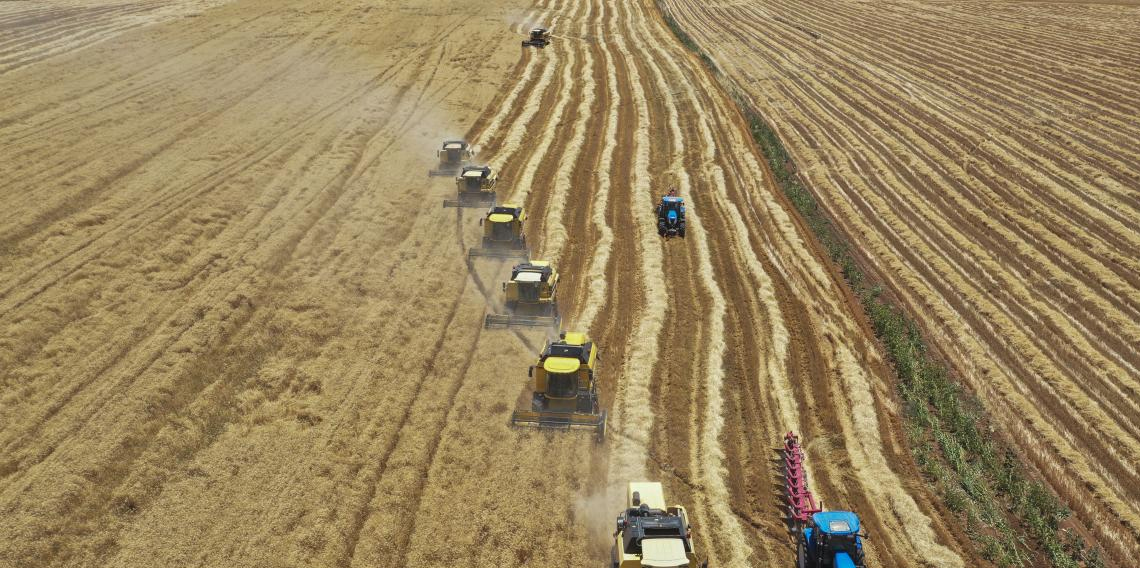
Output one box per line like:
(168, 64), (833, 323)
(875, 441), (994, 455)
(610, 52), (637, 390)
(781, 431), (822, 527)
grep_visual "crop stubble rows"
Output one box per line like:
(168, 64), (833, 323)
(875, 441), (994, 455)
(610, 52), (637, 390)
(663, 0), (1140, 563)
(1, 0), (985, 566)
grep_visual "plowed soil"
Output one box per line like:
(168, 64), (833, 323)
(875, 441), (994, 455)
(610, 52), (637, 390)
(2, 0), (985, 566)
(661, 0), (1140, 564)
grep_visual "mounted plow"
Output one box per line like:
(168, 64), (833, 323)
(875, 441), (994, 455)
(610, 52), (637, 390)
(781, 431), (868, 568)
(781, 431), (823, 526)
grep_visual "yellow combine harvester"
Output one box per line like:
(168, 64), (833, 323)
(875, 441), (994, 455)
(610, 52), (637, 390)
(443, 165), (496, 207)
(467, 203), (529, 261)
(611, 482), (708, 568)
(484, 260), (561, 329)
(511, 331), (607, 441)
(428, 139), (473, 177)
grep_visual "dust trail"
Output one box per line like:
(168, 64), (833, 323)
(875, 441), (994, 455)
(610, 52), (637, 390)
(503, 0), (584, 205)
(486, 2), (569, 178)
(573, 0), (619, 334)
(624, 3), (749, 565)
(606, 2), (665, 484)
(537, 0), (596, 265)
(474, 0), (559, 150)
(503, 5), (546, 34)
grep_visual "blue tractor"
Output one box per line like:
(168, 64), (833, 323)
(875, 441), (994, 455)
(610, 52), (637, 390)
(797, 511), (866, 568)
(656, 193), (686, 238)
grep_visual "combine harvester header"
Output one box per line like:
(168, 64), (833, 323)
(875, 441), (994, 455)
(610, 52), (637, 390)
(782, 432), (868, 568)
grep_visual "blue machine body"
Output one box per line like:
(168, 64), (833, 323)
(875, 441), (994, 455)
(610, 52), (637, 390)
(656, 196), (686, 238)
(799, 511), (865, 568)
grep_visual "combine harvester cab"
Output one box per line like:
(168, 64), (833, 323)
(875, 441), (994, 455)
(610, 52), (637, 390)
(611, 481), (708, 568)
(467, 203), (529, 261)
(485, 260), (561, 329)
(656, 192), (686, 238)
(443, 165), (497, 207)
(428, 139), (473, 177)
(511, 332), (606, 441)
(782, 432), (867, 568)
(522, 27), (551, 48)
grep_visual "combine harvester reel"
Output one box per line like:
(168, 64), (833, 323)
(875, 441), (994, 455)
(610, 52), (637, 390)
(510, 332), (607, 441)
(521, 27), (551, 48)
(781, 432), (868, 568)
(484, 260), (561, 330)
(443, 165), (497, 208)
(467, 203), (529, 262)
(429, 140), (473, 177)
(610, 482), (709, 568)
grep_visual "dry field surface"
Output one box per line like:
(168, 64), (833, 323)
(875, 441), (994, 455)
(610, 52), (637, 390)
(663, 0), (1140, 564)
(0, 0), (995, 566)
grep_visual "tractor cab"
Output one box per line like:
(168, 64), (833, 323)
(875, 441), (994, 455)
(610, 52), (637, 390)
(612, 482), (707, 568)
(799, 511), (866, 568)
(523, 27), (551, 48)
(656, 194), (686, 238)
(511, 331), (606, 440)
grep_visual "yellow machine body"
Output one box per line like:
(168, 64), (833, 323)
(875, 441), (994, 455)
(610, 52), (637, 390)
(510, 332), (606, 440)
(443, 165), (496, 207)
(429, 140), (472, 176)
(485, 260), (560, 329)
(611, 482), (705, 568)
(468, 203), (528, 261)
(504, 260), (558, 309)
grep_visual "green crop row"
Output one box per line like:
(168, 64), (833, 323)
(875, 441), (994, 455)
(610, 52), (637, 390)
(651, 2), (1105, 565)
(740, 91), (1105, 568)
